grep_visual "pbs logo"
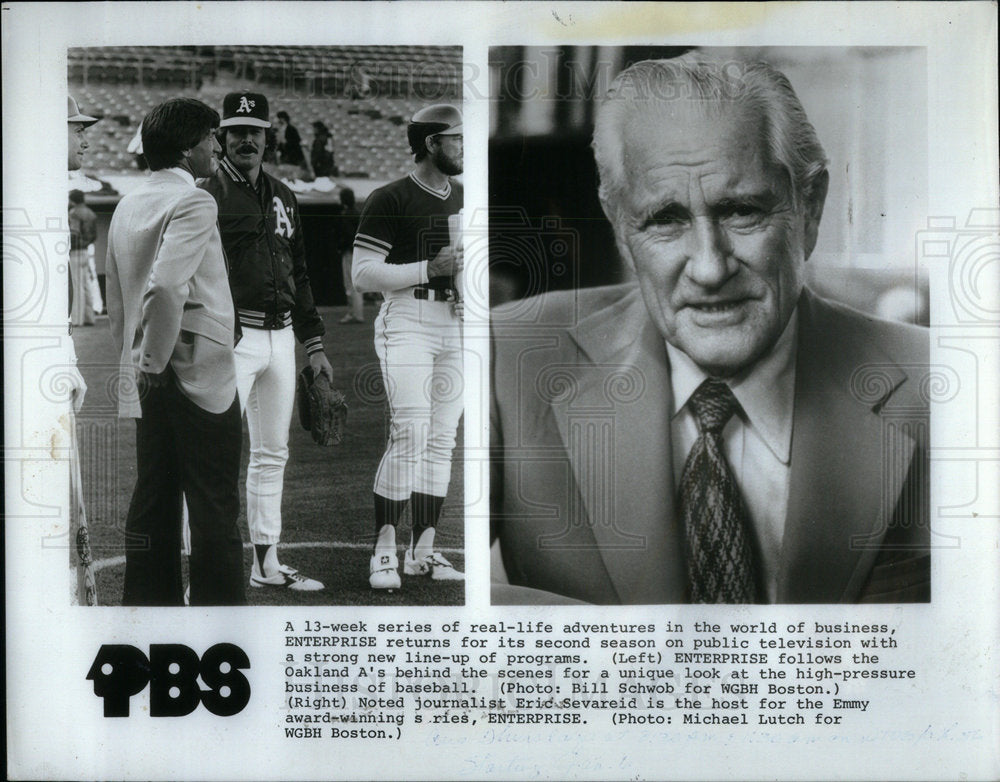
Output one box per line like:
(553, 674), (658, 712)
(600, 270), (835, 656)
(87, 643), (251, 717)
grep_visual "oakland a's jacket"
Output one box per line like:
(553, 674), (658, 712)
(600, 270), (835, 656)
(200, 156), (324, 354)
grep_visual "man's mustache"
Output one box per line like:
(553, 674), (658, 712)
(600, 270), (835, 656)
(236, 145), (258, 154)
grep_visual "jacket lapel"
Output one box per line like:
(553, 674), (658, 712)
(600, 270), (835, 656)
(550, 288), (685, 604)
(779, 292), (917, 602)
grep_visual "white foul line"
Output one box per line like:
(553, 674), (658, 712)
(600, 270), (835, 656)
(92, 540), (464, 572)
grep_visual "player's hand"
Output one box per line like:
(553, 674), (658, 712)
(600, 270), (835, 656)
(452, 300), (465, 321)
(309, 351), (334, 383)
(427, 245), (461, 279)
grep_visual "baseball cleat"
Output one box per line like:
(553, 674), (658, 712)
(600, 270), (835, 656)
(404, 550), (464, 581)
(370, 551), (401, 590)
(250, 564), (324, 591)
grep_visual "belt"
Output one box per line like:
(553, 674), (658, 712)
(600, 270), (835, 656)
(238, 308), (293, 330)
(413, 287), (457, 302)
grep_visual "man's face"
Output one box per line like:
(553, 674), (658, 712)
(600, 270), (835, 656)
(430, 134), (463, 176)
(68, 122), (88, 171)
(225, 126), (265, 175)
(187, 129), (221, 178)
(610, 101), (823, 377)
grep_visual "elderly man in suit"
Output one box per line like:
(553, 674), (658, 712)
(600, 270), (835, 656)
(106, 98), (245, 606)
(491, 56), (930, 605)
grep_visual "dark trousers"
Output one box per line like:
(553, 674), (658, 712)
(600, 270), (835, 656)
(122, 381), (245, 606)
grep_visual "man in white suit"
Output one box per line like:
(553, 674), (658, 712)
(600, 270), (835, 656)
(106, 98), (245, 605)
(491, 56), (930, 605)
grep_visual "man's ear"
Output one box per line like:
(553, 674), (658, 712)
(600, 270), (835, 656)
(802, 168), (829, 260)
(424, 134), (436, 156)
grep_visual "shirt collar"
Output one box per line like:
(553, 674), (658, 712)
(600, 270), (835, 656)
(409, 171), (451, 199)
(165, 167), (195, 188)
(220, 155), (251, 186)
(667, 308), (798, 464)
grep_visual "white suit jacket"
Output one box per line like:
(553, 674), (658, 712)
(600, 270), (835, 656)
(106, 169), (237, 417)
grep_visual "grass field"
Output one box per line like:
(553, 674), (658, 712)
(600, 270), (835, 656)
(72, 304), (464, 607)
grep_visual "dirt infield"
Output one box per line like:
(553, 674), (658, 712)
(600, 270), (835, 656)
(73, 304), (464, 606)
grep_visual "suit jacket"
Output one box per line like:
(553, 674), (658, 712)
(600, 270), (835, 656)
(491, 284), (930, 605)
(106, 169), (237, 418)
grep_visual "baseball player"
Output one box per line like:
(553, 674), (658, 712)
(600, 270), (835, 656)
(68, 189), (99, 325)
(201, 91), (332, 591)
(67, 94), (97, 605)
(353, 104), (465, 589)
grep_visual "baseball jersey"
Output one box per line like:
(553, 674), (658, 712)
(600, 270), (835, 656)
(200, 156), (324, 352)
(354, 172), (463, 290)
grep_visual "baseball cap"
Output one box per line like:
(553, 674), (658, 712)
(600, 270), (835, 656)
(67, 95), (98, 127)
(220, 91), (271, 128)
(409, 104), (462, 136)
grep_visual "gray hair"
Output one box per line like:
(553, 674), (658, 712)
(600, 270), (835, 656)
(592, 55), (828, 220)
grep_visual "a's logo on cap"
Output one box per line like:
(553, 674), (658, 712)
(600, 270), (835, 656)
(221, 91), (271, 128)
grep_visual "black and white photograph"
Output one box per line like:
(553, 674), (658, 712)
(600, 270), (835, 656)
(489, 46), (932, 605)
(66, 43), (466, 606)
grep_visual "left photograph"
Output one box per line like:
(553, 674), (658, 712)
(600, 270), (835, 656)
(66, 44), (465, 606)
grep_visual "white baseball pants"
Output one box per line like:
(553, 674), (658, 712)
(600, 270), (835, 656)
(235, 326), (296, 545)
(69, 249), (95, 326)
(373, 292), (463, 501)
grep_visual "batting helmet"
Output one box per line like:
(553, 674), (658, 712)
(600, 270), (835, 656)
(407, 104), (462, 156)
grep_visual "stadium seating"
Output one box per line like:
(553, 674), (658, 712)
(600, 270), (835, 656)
(69, 45), (461, 181)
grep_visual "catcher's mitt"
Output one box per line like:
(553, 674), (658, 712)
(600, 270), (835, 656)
(296, 366), (347, 446)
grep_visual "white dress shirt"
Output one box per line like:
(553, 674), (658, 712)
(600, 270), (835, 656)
(667, 310), (798, 602)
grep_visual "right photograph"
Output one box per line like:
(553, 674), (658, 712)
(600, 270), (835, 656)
(489, 46), (932, 606)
